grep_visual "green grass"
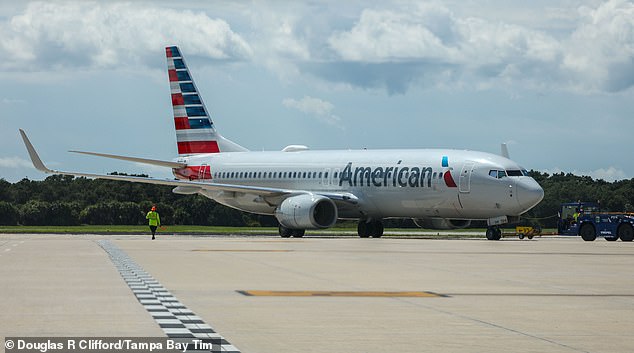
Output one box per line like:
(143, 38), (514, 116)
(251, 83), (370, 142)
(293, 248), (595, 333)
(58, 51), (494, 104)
(0, 225), (278, 234)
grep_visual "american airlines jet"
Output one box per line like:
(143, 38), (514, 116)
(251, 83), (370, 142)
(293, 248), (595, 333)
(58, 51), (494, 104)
(20, 46), (544, 240)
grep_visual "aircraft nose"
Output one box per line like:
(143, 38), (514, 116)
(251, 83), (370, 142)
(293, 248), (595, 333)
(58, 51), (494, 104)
(517, 178), (544, 211)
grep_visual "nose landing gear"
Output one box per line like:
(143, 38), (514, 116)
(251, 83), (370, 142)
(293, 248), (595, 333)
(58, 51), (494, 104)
(486, 226), (502, 240)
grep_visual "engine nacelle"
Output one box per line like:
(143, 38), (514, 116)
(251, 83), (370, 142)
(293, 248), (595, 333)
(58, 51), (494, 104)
(275, 194), (338, 229)
(413, 218), (472, 230)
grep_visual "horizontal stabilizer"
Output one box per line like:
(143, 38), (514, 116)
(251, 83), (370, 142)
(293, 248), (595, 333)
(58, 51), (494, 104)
(69, 150), (186, 169)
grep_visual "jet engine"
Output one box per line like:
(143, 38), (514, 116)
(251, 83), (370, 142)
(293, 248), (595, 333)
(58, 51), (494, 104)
(275, 194), (338, 229)
(413, 218), (472, 230)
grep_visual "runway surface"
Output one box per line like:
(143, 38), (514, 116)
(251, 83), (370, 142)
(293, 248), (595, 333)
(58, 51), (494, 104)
(1, 233), (634, 353)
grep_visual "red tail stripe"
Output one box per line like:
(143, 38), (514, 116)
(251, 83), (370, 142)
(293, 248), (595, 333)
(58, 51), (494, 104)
(166, 47), (173, 58)
(168, 69), (178, 82)
(177, 141), (220, 154)
(174, 117), (190, 130)
(171, 93), (184, 106)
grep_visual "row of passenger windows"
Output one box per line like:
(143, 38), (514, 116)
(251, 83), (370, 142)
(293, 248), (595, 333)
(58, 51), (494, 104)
(213, 170), (448, 181)
(488, 169), (529, 179)
(214, 171), (332, 180)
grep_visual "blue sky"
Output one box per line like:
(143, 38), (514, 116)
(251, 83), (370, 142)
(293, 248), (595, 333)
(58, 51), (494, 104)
(1, 0), (633, 182)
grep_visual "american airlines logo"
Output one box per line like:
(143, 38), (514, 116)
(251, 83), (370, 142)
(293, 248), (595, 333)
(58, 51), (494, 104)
(339, 160), (457, 188)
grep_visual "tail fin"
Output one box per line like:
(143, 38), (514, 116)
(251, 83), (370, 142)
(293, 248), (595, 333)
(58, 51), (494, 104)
(166, 46), (248, 155)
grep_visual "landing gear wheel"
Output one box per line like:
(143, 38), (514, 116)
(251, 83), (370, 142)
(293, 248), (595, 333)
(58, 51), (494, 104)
(617, 224), (634, 242)
(358, 221), (370, 238)
(579, 223), (596, 241)
(279, 225), (293, 238)
(486, 227), (501, 241)
(371, 221), (384, 238)
(358, 220), (383, 238)
(292, 229), (305, 238)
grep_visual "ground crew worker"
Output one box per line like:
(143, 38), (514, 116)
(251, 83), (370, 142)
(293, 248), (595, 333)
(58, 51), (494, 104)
(146, 205), (161, 240)
(573, 209), (580, 224)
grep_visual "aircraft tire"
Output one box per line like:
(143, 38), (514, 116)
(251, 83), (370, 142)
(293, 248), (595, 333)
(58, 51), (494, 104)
(358, 221), (370, 238)
(617, 224), (634, 242)
(292, 229), (305, 238)
(279, 225), (293, 238)
(579, 223), (596, 241)
(371, 221), (384, 238)
(486, 227), (501, 241)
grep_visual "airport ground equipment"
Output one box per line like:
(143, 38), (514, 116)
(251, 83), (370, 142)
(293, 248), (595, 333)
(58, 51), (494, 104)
(499, 226), (542, 240)
(557, 202), (634, 241)
(516, 226), (541, 239)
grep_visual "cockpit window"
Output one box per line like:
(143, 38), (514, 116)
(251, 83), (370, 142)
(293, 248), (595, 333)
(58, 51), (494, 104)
(506, 170), (523, 177)
(489, 170), (507, 179)
(521, 169), (529, 176)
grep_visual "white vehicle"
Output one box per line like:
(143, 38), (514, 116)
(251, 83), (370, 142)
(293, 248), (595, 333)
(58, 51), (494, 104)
(20, 46), (544, 239)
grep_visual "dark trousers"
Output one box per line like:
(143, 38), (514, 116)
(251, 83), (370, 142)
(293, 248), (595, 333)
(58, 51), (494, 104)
(150, 225), (157, 238)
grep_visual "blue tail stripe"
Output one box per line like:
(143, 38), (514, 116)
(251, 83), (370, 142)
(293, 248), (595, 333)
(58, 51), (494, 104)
(183, 94), (202, 105)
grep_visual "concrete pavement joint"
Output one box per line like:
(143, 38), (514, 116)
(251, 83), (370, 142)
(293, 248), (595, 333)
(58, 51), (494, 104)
(395, 296), (591, 353)
(97, 240), (241, 353)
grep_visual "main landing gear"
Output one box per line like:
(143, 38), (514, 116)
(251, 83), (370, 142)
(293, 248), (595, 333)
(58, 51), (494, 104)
(358, 220), (384, 238)
(278, 225), (305, 238)
(485, 226), (502, 241)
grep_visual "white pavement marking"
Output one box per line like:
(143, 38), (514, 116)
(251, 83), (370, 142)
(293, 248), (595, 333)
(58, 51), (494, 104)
(98, 240), (241, 353)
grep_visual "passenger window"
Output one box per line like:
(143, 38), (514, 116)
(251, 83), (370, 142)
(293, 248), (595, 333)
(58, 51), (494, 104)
(439, 172), (443, 179)
(334, 172), (338, 178)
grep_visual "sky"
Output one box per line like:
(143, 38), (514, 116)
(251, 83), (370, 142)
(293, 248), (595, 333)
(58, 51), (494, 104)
(1, 0), (633, 183)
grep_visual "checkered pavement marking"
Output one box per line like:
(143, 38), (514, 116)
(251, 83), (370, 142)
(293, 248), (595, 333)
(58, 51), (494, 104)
(98, 240), (240, 353)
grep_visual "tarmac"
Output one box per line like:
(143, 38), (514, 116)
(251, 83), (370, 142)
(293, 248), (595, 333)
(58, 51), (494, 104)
(1, 233), (634, 353)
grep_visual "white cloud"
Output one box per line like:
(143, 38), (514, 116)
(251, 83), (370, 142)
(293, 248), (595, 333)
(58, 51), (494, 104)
(544, 166), (628, 182)
(563, 0), (634, 92)
(0, 156), (33, 169)
(282, 96), (341, 125)
(0, 1), (252, 71)
(324, 0), (634, 93)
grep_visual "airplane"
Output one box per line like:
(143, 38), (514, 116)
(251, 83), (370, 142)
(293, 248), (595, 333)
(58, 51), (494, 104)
(20, 45), (544, 240)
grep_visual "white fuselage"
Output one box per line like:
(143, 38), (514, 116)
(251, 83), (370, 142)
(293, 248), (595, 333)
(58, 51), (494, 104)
(173, 148), (544, 221)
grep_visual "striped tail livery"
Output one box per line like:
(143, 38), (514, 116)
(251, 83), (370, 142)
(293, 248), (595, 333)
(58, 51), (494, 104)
(166, 46), (247, 155)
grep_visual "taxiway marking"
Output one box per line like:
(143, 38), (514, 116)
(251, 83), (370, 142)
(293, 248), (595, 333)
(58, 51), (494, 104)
(237, 290), (447, 297)
(98, 240), (241, 353)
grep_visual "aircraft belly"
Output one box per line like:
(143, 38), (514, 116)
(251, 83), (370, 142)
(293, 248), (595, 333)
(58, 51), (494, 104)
(363, 189), (463, 219)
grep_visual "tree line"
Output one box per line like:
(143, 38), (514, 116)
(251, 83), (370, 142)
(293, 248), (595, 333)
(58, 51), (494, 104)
(0, 172), (633, 227)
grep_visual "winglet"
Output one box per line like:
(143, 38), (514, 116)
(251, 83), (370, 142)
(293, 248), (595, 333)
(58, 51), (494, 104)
(19, 129), (54, 173)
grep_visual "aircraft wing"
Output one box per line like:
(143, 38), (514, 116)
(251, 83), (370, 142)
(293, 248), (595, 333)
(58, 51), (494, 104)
(19, 129), (358, 204)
